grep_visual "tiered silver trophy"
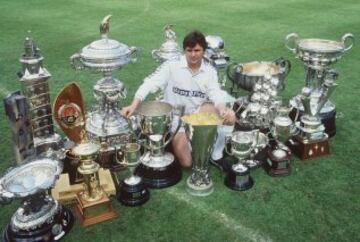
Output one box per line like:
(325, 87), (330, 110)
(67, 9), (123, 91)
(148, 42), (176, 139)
(134, 101), (182, 188)
(152, 24), (181, 63)
(151, 24), (181, 100)
(0, 157), (74, 241)
(113, 142), (149, 206)
(17, 33), (62, 154)
(71, 15), (138, 168)
(204, 35), (230, 87)
(224, 130), (268, 191)
(285, 33), (354, 160)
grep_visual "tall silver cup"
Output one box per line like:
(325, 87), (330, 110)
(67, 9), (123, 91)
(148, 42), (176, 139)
(184, 123), (219, 196)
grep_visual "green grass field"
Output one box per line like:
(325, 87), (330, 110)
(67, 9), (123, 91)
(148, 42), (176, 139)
(0, 0), (359, 241)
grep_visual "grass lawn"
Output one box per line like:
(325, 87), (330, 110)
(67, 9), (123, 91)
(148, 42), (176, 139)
(0, 0), (359, 241)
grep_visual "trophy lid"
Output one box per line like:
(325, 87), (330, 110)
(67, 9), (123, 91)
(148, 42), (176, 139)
(206, 35), (224, 50)
(0, 158), (62, 198)
(72, 15), (137, 71)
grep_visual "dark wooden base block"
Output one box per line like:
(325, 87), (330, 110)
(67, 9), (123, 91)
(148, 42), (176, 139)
(74, 191), (118, 227)
(263, 149), (291, 177)
(287, 135), (330, 160)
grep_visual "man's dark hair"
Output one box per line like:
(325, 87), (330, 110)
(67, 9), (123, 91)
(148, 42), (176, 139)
(183, 30), (207, 50)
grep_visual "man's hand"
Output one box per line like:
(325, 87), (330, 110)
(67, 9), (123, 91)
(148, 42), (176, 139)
(121, 98), (141, 118)
(216, 104), (236, 125)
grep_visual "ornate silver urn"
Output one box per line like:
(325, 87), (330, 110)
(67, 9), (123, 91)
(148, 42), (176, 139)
(71, 15), (138, 166)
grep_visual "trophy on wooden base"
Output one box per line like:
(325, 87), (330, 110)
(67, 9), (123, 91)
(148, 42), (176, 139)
(53, 83), (117, 227)
(264, 102), (296, 176)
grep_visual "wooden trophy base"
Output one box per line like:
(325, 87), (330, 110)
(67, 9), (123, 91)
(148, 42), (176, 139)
(263, 149), (291, 177)
(287, 135), (330, 160)
(74, 191), (118, 227)
(51, 168), (116, 205)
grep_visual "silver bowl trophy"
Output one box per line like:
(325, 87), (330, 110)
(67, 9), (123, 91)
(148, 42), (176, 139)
(134, 101), (182, 188)
(71, 15), (138, 168)
(227, 58), (291, 97)
(285, 33), (354, 160)
(230, 59), (291, 132)
(224, 130), (267, 191)
(16, 33), (62, 155)
(265, 102), (297, 176)
(182, 113), (222, 196)
(204, 35), (230, 87)
(113, 142), (150, 206)
(0, 158), (74, 241)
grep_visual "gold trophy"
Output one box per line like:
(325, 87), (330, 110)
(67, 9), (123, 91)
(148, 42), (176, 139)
(53, 83), (117, 227)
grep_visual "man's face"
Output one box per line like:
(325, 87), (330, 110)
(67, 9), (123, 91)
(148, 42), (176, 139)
(184, 44), (205, 68)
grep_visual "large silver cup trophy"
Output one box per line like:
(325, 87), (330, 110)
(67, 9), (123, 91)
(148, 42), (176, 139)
(183, 117), (220, 196)
(285, 33), (354, 159)
(224, 130), (261, 191)
(0, 157), (74, 241)
(134, 101), (182, 188)
(114, 142), (150, 206)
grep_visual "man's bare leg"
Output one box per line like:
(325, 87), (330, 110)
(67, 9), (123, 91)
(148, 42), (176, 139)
(172, 132), (192, 168)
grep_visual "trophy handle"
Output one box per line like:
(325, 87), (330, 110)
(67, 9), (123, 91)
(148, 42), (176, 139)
(341, 33), (354, 52)
(114, 146), (127, 166)
(70, 53), (84, 70)
(163, 105), (185, 147)
(285, 33), (299, 52)
(151, 49), (160, 61)
(129, 46), (139, 63)
(226, 62), (240, 83)
(275, 57), (291, 77)
(224, 135), (233, 156)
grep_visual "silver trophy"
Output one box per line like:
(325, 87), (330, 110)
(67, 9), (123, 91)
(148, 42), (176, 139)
(113, 142), (150, 206)
(224, 130), (262, 191)
(183, 120), (219, 196)
(285, 33), (354, 159)
(151, 24), (181, 100)
(266, 101), (297, 176)
(204, 35), (230, 87)
(0, 157), (74, 241)
(71, 15), (138, 168)
(152, 24), (181, 63)
(134, 101), (182, 188)
(17, 33), (62, 154)
(286, 33), (354, 138)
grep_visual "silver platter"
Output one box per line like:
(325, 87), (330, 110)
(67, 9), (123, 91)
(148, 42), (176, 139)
(0, 158), (62, 198)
